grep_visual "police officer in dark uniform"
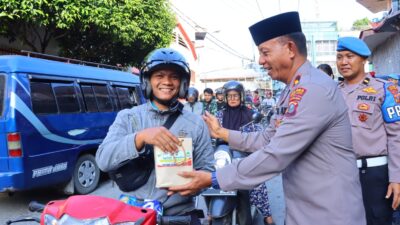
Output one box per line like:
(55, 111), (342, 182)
(336, 37), (400, 225)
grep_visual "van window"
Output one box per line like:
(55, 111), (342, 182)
(81, 85), (99, 112)
(116, 86), (135, 109)
(0, 75), (5, 117)
(31, 81), (58, 114)
(52, 82), (80, 113)
(93, 85), (113, 112)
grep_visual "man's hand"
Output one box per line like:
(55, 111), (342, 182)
(203, 111), (229, 141)
(167, 171), (212, 196)
(386, 182), (400, 209)
(135, 127), (181, 153)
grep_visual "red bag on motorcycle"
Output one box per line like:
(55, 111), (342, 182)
(41, 195), (157, 225)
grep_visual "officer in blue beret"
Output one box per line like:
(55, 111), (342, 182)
(337, 36), (371, 57)
(169, 12), (366, 225)
(337, 36), (400, 225)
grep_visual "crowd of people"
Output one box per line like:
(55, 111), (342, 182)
(183, 82), (276, 224)
(95, 10), (400, 225)
(183, 85), (278, 117)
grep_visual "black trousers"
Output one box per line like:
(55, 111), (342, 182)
(359, 164), (393, 225)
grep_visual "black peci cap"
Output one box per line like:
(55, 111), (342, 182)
(249, 11), (302, 46)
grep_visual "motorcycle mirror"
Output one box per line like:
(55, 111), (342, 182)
(252, 112), (263, 123)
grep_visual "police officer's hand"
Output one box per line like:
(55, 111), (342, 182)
(203, 111), (229, 142)
(386, 182), (400, 209)
(135, 127), (181, 153)
(167, 171), (212, 196)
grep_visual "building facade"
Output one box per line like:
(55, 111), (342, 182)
(302, 21), (339, 75)
(358, 0), (400, 75)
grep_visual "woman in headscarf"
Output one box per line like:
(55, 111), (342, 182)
(215, 80), (274, 225)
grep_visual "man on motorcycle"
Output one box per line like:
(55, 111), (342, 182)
(183, 87), (204, 115)
(96, 48), (214, 225)
(215, 87), (226, 111)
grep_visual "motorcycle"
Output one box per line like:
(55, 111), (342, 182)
(202, 113), (265, 225)
(6, 194), (198, 225)
(258, 104), (274, 127)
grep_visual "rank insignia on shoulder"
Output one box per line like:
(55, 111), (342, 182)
(362, 87), (377, 94)
(292, 75), (301, 87)
(357, 103), (370, 111)
(358, 113), (368, 122)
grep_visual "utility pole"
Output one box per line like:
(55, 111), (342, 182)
(314, 0), (320, 19)
(278, 0), (281, 12)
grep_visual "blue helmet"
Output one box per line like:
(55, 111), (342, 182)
(223, 80), (245, 103)
(140, 48), (191, 99)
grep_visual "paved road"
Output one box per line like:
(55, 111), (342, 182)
(0, 187), (66, 224)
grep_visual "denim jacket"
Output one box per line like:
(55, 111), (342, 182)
(96, 101), (214, 215)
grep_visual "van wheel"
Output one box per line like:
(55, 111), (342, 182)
(73, 154), (100, 194)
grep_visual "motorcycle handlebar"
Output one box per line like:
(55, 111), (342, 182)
(159, 215), (192, 225)
(28, 201), (45, 213)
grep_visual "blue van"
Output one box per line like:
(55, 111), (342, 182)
(0, 55), (145, 194)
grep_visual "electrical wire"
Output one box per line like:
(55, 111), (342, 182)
(255, 0), (265, 18)
(170, 3), (253, 61)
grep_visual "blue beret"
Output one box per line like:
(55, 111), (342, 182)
(249, 11), (302, 46)
(337, 37), (371, 57)
(388, 74), (399, 80)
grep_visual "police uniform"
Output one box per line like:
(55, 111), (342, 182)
(337, 37), (400, 225)
(214, 12), (366, 225)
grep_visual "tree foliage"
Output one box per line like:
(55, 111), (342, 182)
(0, 0), (176, 66)
(352, 17), (371, 31)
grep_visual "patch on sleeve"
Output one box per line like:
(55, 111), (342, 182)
(285, 87), (307, 117)
(362, 87), (377, 94)
(292, 75), (301, 87)
(387, 84), (400, 103)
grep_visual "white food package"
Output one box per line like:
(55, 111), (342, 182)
(154, 138), (193, 188)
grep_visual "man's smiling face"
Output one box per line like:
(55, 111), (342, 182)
(150, 69), (180, 107)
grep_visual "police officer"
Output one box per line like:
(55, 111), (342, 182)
(336, 37), (400, 225)
(96, 48), (214, 225)
(169, 12), (366, 225)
